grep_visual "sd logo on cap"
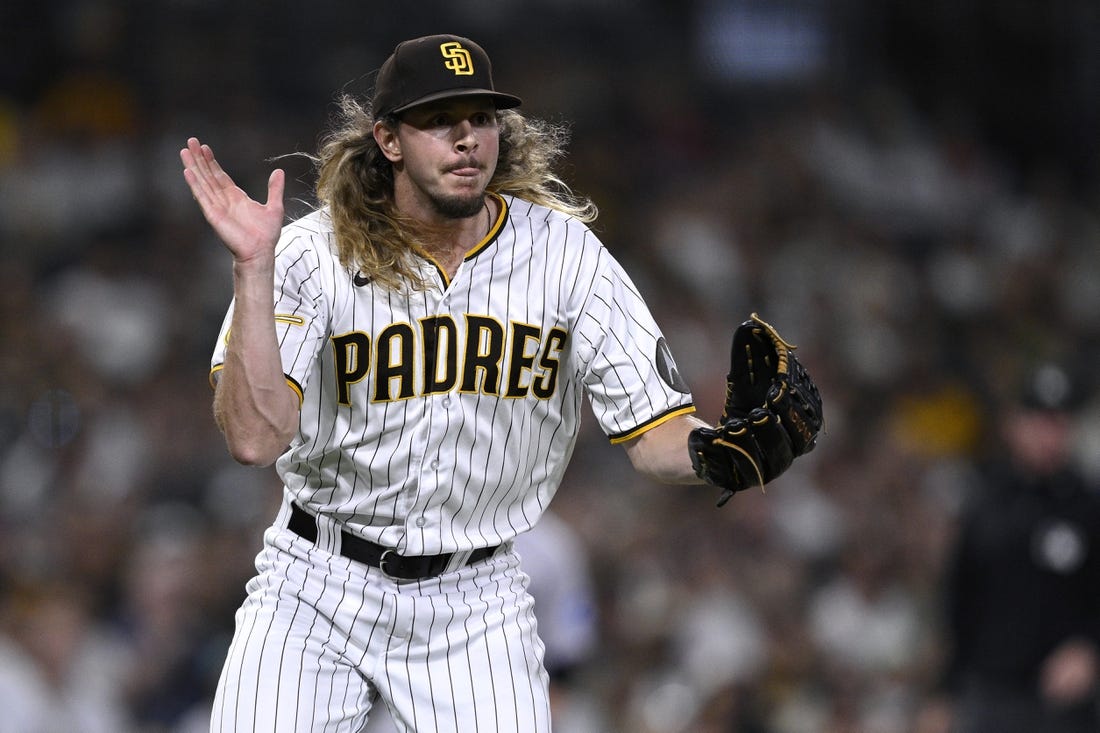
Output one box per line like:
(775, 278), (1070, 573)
(372, 34), (522, 118)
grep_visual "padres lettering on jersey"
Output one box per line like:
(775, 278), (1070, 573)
(329, 317), (566, 405)
(211, 193), (694, 555)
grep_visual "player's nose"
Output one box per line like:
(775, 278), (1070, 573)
(452, 120), (478, 151)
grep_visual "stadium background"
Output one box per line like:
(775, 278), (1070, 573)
(1, 1), (1098, 731)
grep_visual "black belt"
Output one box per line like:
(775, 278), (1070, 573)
(287, 503), (499, 581)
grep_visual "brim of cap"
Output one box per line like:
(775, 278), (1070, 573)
(390, 89), (522, 115)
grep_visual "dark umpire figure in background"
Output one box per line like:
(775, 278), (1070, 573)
(928, 363), (1100, 733)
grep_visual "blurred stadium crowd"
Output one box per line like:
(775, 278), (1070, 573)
(1, 1), (1098, 731)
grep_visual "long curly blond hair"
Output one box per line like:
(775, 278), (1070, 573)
(312, 95), (597, 291)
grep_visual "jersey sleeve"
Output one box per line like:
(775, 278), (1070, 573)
(573, 245), (695, 443)
(210, 227), (333, 402)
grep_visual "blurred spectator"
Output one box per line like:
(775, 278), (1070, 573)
(514, 510), (605, 731)
(113, 505), (221, 732)
(0, 580), (131, 733)
(921, 363), (1100, 733)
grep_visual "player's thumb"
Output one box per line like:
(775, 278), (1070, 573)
(266, 168), (286, 210)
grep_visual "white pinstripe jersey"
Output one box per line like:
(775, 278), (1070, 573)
(211, 193), (695, 555)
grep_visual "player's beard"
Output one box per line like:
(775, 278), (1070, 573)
(430, 191), (485, 220)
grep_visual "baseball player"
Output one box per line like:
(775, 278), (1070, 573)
(181, 34), (819, 732)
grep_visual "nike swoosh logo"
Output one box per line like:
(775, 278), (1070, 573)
(353, 272), (371, 287)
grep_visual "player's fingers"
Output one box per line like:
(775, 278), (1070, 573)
(187, 138), (229, 194)
(191, 142), (244, 214)
(181, 149), (222, 210)
(184, 137), (210, 173)
(181, 139), (219, 197)
(180, 153), (212, 203)
(203, 145), (239, 192)
(181, 143), (239, 227)
(182, 168), (229, 229)
(180, 164), (202, 198)
(180, 140), (205, 181)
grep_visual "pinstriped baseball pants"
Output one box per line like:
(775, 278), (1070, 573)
(210, 523), (551, 732)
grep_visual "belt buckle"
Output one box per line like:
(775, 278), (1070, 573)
(378, 548), (402, 581)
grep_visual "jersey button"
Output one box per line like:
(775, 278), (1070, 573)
(442, 397), (452, 408)
(415, 516), (427, 527)
(430, 459), (440, 470)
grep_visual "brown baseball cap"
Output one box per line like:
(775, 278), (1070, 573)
(373, 34), (522, 118)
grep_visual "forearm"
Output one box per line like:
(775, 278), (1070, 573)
(214, 258), (299, 466)
(624, 414), (710, 484)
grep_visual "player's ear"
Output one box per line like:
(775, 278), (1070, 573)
(373, 121), (402, 162)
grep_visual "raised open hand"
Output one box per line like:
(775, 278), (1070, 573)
(180, 137), (285, 264)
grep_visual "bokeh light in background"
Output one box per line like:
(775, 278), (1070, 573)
(1, 1), (1098, 731)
